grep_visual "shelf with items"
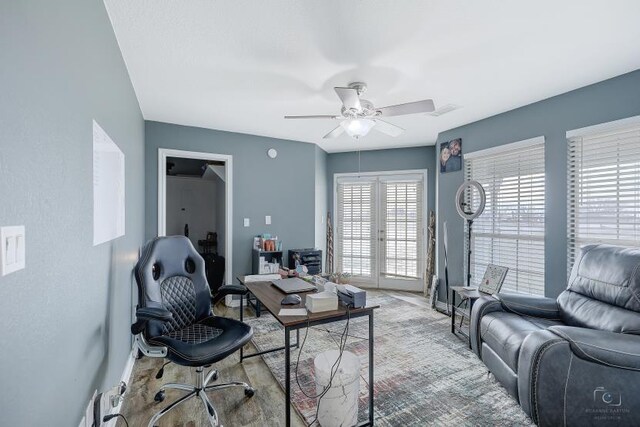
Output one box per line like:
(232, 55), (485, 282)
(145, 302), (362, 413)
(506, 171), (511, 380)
(252, 249), (283, 275)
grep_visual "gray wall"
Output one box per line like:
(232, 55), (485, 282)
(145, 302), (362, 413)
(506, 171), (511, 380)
(436, 69), (640, 300)
(0, 1), (144, 426)
(315, 146), (328, 258)
(326, 146), (437, 219)
(145, 121), (318, 279)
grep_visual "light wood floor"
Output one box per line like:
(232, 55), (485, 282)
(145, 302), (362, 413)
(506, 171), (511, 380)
(119, 303), (306, 427)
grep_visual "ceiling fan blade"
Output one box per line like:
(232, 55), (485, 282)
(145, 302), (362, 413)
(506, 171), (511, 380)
(323, 125), (345, 139)
(284, 115), (338, 119)
(377, 99), (435, 117)
(334, 87), (362, 111)
(373, 119), (404, 137)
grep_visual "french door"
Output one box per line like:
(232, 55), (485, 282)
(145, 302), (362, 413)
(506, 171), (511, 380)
(335, 171), (426, 291)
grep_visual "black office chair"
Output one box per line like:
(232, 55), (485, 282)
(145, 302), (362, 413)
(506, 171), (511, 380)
(131, 236), (253, 427)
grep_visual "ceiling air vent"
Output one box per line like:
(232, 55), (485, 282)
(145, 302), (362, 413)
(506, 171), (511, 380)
(428, 104), (461, 117)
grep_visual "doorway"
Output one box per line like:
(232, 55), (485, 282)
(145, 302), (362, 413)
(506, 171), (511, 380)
(158, 149), (233, 294)
(333, 170), (427, 292)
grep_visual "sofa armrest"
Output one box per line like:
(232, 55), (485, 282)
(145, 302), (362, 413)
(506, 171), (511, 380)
(549, 325), (640, 370)
(470, 295), (504, 357)
(517, 329), (570, 421)
(497, 292), (560, 319)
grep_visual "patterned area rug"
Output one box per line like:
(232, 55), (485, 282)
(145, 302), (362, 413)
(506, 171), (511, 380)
(245, 291), (534, 426)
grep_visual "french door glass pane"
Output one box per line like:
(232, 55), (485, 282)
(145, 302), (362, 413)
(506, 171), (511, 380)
(382, 180), (422, 279)
(337, 181), (375, 278)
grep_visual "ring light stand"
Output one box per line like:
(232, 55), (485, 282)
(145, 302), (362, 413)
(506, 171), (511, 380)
(455, 180), (486, 288)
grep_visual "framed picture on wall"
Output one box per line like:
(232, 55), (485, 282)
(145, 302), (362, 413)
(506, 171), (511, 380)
(440, 138), (462, 173)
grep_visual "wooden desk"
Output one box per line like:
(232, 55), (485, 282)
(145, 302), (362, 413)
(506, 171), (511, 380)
(237, 276), (379, 427)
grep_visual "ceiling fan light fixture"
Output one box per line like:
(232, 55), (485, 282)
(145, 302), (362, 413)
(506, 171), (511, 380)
(341, 118), (375, 139)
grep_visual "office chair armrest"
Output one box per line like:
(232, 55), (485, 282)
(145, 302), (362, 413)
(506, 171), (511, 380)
(212, 284), (248, 305)
(136, 305), (173, 321)
(131, 303), (173, 335)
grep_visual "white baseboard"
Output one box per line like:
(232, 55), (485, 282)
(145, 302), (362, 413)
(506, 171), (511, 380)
(104, 348), (136, 426)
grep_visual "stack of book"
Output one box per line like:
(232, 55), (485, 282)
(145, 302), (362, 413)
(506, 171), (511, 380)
(305, 291), (338, 313)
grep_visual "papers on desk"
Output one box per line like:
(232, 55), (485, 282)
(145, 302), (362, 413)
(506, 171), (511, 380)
(278, 308), (308, 316)
(305, 291), (338, 313)
(244, 274), (282, 282)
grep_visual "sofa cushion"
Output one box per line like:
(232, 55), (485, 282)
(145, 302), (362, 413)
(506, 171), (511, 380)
(481, 311), (563, 372)
(558, 290), (640, 334)
(565, 244), (640, 312)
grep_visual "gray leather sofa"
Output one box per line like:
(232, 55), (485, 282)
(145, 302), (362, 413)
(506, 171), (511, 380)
(470, 244), (640, 426)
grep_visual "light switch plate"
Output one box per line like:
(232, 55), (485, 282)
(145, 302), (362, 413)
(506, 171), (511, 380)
(265, 215), (271, 225)
(243, 218), (250, 227)
(1, 226), (25, 276)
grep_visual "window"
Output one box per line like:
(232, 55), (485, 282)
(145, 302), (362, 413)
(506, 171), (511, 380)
(336, 178), (377, 278)
(465, 137), (545, 295)
(567, 120), (640, 273)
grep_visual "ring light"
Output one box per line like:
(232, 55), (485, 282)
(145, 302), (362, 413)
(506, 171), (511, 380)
(455, 180), (486, 220)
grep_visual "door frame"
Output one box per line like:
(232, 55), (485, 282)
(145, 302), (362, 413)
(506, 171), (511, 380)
(157, 148), (233, 293)
(332, 169), (428, 291)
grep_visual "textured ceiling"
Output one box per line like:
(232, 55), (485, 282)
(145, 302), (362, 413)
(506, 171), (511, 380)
(104, 0), (640, 152)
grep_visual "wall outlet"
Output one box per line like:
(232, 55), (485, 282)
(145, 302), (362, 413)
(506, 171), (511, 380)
(243, 218), (250, 227)
(265, 215), (271, 225)
(91, 381), (127, 427)
(1, 225), (25, 276)
(95, 382), (127, 427)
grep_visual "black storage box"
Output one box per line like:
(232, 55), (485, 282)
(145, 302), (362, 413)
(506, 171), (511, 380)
(288, 248), (322, 275)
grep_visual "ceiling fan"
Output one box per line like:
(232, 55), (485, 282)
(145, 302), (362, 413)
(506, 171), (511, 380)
(284, 82), (435, 139)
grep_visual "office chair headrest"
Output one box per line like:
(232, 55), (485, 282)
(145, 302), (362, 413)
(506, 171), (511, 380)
(135, 236), (212, 337)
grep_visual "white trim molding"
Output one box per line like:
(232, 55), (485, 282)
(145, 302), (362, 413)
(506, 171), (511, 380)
(464, 136), (545, 160)
(566, 115), (640, 139)
(104, 349), (136, 426)
(157, 149), (233, 295)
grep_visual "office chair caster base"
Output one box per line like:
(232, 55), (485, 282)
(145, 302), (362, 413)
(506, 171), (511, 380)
(204, 368), (218, 384)
(147, 367), (252, 427)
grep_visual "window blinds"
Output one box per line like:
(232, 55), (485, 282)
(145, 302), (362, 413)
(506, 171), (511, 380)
(567, 124), (640, 273)
(336, 178), (377, 278)
(380, 177), (423, 279)
(465, 140), (545, 295)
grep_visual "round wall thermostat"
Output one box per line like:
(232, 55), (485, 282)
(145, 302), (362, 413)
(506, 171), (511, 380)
(267, 148), (278, 159)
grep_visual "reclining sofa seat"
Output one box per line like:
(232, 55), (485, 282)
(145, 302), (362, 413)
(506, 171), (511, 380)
(470, 244), (640, 426)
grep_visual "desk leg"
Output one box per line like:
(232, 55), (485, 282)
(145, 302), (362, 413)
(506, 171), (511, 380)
(285, 326), (291, 427)
(368, 312), (374, 425)
(450, 290), (456, 334)
(240, 293), (244, 362)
